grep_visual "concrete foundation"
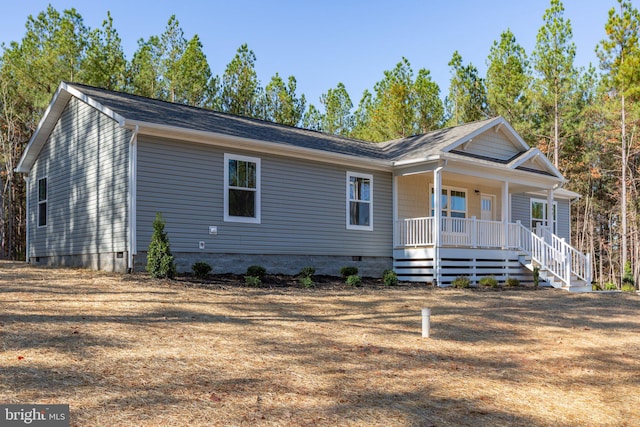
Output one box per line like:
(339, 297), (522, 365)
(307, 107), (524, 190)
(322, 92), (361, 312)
(135, 252), (392, 278)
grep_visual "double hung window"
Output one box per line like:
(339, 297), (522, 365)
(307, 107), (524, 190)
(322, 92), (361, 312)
(347, 172), (373, 231)
(224, 154), (261, 223)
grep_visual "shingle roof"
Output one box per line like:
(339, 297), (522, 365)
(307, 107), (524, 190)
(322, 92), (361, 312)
(68, 83), (389, 160)
(379, 118), (499, 161)
(67, 83), (502, 163)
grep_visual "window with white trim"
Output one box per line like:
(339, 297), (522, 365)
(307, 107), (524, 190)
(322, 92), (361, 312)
(224, 154), (261, 223)
(430, 186), (467, 218)
(531, 198), (556, 233)
(347, 172), (373, 230)
(38, 177), (47, 227)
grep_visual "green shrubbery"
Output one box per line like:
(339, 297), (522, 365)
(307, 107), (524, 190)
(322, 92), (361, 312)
(245, 275), (261, 287)
(146, 213), (176, 279)
(340, 266), (358, 278)
(382, 269), (398, 286)
(505, 277), (520, 287)
(346, 275), (362, 287)
(479, 276), (498, 288)
(298, 266), (315, 288)
(604, 282), (618, 291)
(622, 283), (636, 293)
(246, 265), (266, 280)
(451, 276), (471, 288)
(191, 261), (212, 279)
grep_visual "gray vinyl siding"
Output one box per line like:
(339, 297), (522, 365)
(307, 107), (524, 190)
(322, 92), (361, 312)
(136, 136), (393, 257)
(511, 193), (570, 241)
(28, 97), (130, 257)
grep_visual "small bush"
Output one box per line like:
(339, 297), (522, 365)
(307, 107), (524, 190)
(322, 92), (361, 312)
(346, 274), (362, 286)
(604, 282), (618, 291)
(300, 276), (315, 288)
(382, 269), (398, 286)
(146, 212), (176, 279)
(246, 265), (266, 279)
(451, 276), (471, 288)
(479, 276), (498, 288)
(245, 275), (261, 287)
(340, 266), (358, 278)
(299, 266), (316, 278)
(505, 277), (520, 287)
(592, 283), (602, 291)
(191, 261), (212, 279)
(622, 283), (636, 293)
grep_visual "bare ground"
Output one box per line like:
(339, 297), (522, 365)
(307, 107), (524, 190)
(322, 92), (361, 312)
(0, 260), (639, 426)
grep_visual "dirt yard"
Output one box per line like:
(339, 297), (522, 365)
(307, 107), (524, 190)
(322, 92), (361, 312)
(0, 261), (638, 426)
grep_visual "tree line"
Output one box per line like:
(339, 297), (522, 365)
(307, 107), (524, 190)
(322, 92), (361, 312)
(1, 0), (639, 288)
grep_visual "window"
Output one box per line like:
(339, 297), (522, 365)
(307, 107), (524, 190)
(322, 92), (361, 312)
(347, 172), (373, 231)
(224, 154), (260, 223)
(38, 177), (47, 227)
(531, 198), (556, 233)
(430, 186), (467, 218)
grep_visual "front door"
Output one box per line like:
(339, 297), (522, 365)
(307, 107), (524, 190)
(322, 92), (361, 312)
(481, 195), (495, 221)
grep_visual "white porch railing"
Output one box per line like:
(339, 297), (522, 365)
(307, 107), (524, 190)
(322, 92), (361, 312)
(395, 217), (592, 288)
(535, 225), (592, 284)
(395, 216), (520, 249)
(395, 217), (435, 247)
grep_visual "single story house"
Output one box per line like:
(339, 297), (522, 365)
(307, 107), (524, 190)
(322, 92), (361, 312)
(16, 82), (592, 291)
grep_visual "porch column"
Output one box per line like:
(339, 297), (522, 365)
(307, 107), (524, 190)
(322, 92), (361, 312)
(392, 175), (398, 247)
(546, 188), (554, 238)
(502, 181), (509, 248)
(433, 166), (443, 285)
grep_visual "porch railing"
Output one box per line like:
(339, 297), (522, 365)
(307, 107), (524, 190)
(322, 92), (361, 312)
(395, 217), (521, 249)
(535, 225), (592, 284)
(395, 217), (592, 287)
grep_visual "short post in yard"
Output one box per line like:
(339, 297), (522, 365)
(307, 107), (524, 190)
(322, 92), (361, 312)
(422, 308), (431, 338)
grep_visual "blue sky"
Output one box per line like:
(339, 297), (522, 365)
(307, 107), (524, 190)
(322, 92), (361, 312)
(0, 0), (629, 107)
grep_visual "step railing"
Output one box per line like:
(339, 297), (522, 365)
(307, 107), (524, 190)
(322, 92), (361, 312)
(536, 226), (592, 284)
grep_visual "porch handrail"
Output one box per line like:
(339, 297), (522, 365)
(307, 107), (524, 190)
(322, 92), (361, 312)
(536, 226), (592, 284)
(517, 222), (569, 286)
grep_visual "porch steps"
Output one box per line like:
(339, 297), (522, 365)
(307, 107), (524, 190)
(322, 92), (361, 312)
(518, 254), (591, 293)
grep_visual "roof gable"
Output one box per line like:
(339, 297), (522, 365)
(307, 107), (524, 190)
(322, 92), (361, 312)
(448, 121), (527, 162)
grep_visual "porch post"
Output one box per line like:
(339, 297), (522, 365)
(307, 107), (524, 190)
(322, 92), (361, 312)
(392, 175), (398, 247)
(434, 166), (443, 285)
(502, 180), (509, 248)
(546, 188), (554, 238)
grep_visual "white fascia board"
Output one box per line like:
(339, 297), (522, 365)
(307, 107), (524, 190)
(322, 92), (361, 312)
(15, 85), (69, 173)
(122, 119), (393, 172)
(63, 83), (127, 126)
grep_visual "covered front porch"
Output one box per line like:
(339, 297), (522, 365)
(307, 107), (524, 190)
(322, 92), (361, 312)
(392, 162), (559, 250)
(391, 162), (591, 291)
